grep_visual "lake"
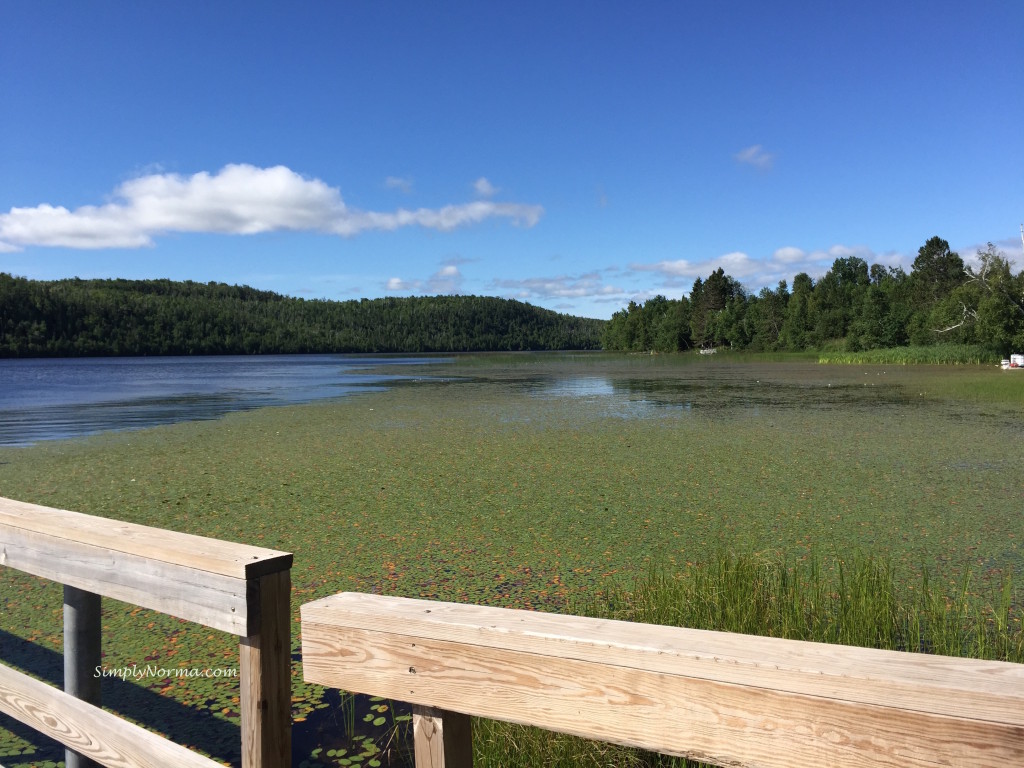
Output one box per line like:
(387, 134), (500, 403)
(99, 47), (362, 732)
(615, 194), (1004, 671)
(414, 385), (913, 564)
(0, 354), (451, 447)
(0, 352), (1001, 447)
(1, 352), (1020, 768)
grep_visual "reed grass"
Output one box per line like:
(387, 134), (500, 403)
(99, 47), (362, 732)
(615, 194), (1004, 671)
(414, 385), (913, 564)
(472, 551), (1022, 768)
(818, 344), (999, 365)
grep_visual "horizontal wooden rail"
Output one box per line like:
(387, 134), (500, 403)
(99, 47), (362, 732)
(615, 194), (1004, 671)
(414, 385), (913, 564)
(0, 496), (291, 636)
(0, 496), (294, 768)
(302, 592), (1024, 768)
(0, 663), (221, 768)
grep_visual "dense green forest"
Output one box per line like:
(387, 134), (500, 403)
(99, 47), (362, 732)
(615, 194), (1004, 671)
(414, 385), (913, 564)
(0, 275), (605, 356)
(4, 235), (1021, 358)
(603, 237), (1024, 355)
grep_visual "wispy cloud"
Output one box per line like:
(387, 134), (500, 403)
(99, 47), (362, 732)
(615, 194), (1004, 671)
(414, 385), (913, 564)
(956, 236), (1024, 270)
(0, 164), (543, 251)
(384, 175), (414, 193)
(630, 243), (907, 290)
(473, 177), (499, 198)
(385, 263), (465, 295)
(734, 144), (775, 170)
(385, 277), (418, 291)
(427, 264), (463, 294)
(490, 271), (624, 300)
(632, 251), (765, 280)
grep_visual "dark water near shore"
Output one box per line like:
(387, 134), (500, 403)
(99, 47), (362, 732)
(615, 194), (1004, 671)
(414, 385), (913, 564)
(0, 355), (449, 446)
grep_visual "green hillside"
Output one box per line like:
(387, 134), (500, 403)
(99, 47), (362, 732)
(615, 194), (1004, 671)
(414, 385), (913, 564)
(0, 274), (605, 356)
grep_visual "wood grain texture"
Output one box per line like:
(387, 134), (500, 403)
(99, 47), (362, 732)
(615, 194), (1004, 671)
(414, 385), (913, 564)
(0, 496), (291, 579)
(0, 496), (295, 635)
(240, 570), (291, 768)
(412, 706), (472, 768)
(303, 592), (1024, 724)
(302, 593), (1024, 768)
(2, 524), (252, 635)
(0, 662), (223, 768)
(0, 498), (295, 767)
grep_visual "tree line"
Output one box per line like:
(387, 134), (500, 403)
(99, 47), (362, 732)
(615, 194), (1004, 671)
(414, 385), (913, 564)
(0, 275), (605, 356)
(602, 237), (1024, 355)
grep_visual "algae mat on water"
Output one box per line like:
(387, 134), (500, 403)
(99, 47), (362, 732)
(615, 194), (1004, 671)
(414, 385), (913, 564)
(0, 356), (1020, 766)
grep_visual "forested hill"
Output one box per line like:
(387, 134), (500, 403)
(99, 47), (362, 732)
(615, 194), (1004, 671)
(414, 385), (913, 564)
(0, 274), (606, 356)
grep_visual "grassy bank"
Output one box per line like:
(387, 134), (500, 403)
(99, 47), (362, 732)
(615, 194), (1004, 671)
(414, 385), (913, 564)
(818, 343), (999, 366)
(473, 551), (1022, 768)
(0, 357), (1021, 766)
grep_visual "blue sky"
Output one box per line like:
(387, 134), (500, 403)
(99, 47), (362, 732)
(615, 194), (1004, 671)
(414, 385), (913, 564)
(2, 2), (1022, 319)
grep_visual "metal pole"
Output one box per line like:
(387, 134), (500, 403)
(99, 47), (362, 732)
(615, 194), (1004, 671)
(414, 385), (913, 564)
(64, 585), (102, 768)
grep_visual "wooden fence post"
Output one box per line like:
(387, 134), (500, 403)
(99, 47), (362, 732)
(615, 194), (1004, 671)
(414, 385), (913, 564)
(63, 584), (102, 768)
(412, 706), (473, 768)
(240, 570), (291, 768)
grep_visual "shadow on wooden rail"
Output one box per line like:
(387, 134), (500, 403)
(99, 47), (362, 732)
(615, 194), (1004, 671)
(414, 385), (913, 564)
(0, 496), (293, 768)
(302, 592), (1024, 768)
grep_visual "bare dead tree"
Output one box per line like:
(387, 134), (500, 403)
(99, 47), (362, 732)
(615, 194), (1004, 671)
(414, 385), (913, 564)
(933, 301), (978, 334)
(963, 243), (1024, 317)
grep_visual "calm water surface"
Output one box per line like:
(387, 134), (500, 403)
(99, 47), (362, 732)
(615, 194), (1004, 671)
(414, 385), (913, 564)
(0, 355), (450, 446)
(1, 352), (1004, 447)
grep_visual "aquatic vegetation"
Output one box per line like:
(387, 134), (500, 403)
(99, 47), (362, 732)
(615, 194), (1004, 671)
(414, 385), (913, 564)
(818, 343), (999, 365)
(0, 356), (1020, 767)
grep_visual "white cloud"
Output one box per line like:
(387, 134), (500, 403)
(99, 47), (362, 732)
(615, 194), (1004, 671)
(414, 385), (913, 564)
(734, 144), (775, 170)
(384, 176), (413, 193)
(824, 244), (866, 260)
(427, 264), (463, 294)
(632, 251), (763, 280)
(630, 243), (913, 291)
(473, 177), (499, 198)
(491, 271), (624, 300)
(384, 263), (464, 295)
(334, 200), (541, 236)
(803, 244), (908, 272)
(773, 246), (806, 263)
(0, 164), (543, 251)
(956, 237), (1023, 272)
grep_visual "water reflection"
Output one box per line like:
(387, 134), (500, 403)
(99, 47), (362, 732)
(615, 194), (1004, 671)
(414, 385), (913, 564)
(522, 365), (912, 417)
(0, 354), (949, 447)
(535, 376), (616, 398)
(0, 355), (447, 446)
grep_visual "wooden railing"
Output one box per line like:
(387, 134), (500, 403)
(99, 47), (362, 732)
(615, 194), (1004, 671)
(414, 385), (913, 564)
(302, 592), (1024, 768)
(0, 496), (293, 768)
(3, 495), (1022, 768)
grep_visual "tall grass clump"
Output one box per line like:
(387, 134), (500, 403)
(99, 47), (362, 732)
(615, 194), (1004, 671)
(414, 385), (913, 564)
(818, 343), (998, 365)
(591, 552), (1022, 659)
(473, 551), (1022, 768)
